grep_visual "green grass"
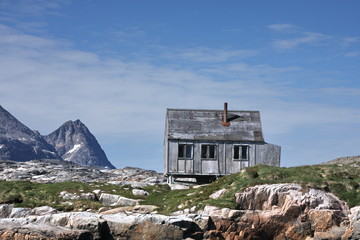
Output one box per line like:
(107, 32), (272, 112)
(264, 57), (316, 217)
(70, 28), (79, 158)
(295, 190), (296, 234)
(0, 181), (138, 211)
(143, 164), (360, 214)
(0, 164), (359, 214)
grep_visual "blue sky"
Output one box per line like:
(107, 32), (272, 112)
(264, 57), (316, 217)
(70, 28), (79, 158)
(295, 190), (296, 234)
(0, 0), (359, 171)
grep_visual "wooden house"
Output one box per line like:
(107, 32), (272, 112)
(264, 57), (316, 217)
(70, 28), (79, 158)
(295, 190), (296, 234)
(164, 103), (281, 183)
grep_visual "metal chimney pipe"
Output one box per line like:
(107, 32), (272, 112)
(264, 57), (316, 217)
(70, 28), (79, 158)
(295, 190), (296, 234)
(222, 102), (230, 126)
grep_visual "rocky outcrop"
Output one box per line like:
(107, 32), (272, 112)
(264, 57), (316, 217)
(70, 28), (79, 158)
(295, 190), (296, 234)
(44, 119), (115, 169)
(1, 183), (359, 240)
(0, 204), (203, 240)
(0, 159), (165, 185)
(323, 155), (360, 166)
(0, 105), (60, 162)
(204, 183), (354, 240)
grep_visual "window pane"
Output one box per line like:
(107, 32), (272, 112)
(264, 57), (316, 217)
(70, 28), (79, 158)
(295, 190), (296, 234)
(234, 145), (239, 159)
(209, 145), (215, 158)
(178, 144), (184, 158)
(185, 145), (192, 158)
(241, 146), (248, 160)
(201, 145), (207, 158)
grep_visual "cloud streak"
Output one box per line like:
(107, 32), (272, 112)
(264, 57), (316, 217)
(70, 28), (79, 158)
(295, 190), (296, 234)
(272, 32), (331, 49)
(0, 24), (358, 134)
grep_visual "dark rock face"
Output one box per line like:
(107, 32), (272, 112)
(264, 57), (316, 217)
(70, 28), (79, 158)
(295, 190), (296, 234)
(0, 106), (60, 162)
(44, 120), (115, 169)
(0, 106), (116, 169)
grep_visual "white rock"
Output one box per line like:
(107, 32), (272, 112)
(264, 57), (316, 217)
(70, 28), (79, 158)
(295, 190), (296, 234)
(235, 183), (349, 212)
(9, 207), (31, 218)
(80, 192), (97, 201)
(132, 189), (149, 196)
(99, 193), (141, 206)
(93, 189), (102, 198)
(0, 204), (13, 218)
(30, 206), (58, 216)
(221, 208), (231, 218)
(209, 188), (229, 199)
(99, 193), (120, 206)
(169, 184), (190, 190)
(203, 206), (222, 216)
(350, 206), (360, 223)
(116, 196), (141, 206)
(59, 191), (79, 200)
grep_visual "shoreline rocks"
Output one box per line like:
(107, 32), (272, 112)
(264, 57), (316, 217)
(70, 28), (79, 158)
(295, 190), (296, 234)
(1, 183), (359, 239)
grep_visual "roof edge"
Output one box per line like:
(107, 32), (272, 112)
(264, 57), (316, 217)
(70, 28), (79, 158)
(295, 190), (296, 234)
(166, 108), (260, 113)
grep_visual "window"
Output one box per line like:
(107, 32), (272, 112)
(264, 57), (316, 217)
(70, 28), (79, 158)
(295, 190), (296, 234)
(201, 144), (217, 159)
(178, 144), (193, 159)
(233, 145), (249, 160)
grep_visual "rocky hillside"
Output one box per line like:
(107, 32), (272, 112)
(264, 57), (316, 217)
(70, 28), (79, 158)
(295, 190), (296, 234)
(0, 183), (359, 239)
(0, 106), (60, 162)
(45, 119), (115, 169)
(322, 155), (360, 166)
(0, 159), (164, 185)
(0, 161), (359, 239)
(0, 106), (115, 169)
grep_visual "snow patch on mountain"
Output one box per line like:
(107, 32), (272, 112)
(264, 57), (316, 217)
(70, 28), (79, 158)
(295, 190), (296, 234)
(67, 144), (81, 154)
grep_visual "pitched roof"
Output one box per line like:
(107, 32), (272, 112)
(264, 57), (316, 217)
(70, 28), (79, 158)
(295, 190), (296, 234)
(165, 109), (264, 142)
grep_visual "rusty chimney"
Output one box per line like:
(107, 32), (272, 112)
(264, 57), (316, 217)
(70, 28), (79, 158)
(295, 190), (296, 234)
(222, 102), (230, 126)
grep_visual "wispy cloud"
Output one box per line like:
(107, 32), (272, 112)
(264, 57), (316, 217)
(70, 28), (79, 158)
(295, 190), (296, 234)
(268, 24), (298, 32)
(162, 47), (259, 63)
(174, 47), (259, 62)
(0, 24), (59, 49)
(0, 0), (66, 17)
(0, 24), (358, 138)
(341, 37), (360, 48)
(0, 0), (69, 32)
(344, 51), (360, 57)
(272, 32), (331, 49)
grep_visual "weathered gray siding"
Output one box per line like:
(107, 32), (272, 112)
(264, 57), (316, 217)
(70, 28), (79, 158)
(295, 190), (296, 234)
(255, 143), (281, 167)
(166, 140), (279, 176)
(164, 108), (281, 181)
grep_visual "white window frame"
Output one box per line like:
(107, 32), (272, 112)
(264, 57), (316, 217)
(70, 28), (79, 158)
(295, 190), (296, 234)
(201, 144), (218, 160)
(233, 144), (250, 161)
(177, 143), (193, 159)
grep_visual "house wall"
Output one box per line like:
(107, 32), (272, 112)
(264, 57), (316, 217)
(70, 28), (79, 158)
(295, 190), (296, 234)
(166, 140), (280, 177)
(255, 143), (281, 167)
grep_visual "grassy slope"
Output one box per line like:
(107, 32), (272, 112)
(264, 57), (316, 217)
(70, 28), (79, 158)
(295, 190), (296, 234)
(0, 164), (359, 214)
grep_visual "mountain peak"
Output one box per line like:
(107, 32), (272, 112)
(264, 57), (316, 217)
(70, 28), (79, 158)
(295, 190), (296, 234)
(0, 106), (60, 161)
(45, 120), (115, 169)
(0, 106), (115, 169)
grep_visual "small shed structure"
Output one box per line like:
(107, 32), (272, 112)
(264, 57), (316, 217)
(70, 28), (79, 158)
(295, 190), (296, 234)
(164, 103), (281, 183)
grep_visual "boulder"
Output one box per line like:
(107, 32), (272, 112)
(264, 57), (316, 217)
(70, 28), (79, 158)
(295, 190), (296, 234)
(235, 183), (348, 212)
(132, 189), (149, 196)
(169, 184), (190, 190)
(345, 206), (360, 240)
(201, 183), (352, 240)
(99, 193), (120, 206)
(59, 191), (79, 200)
(209, 188), (228, 199)
(99, 193), (141, 206)
(0, 222), (93, 240)
(80, 192), (97, 201)
(30, 206), (58, 216)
